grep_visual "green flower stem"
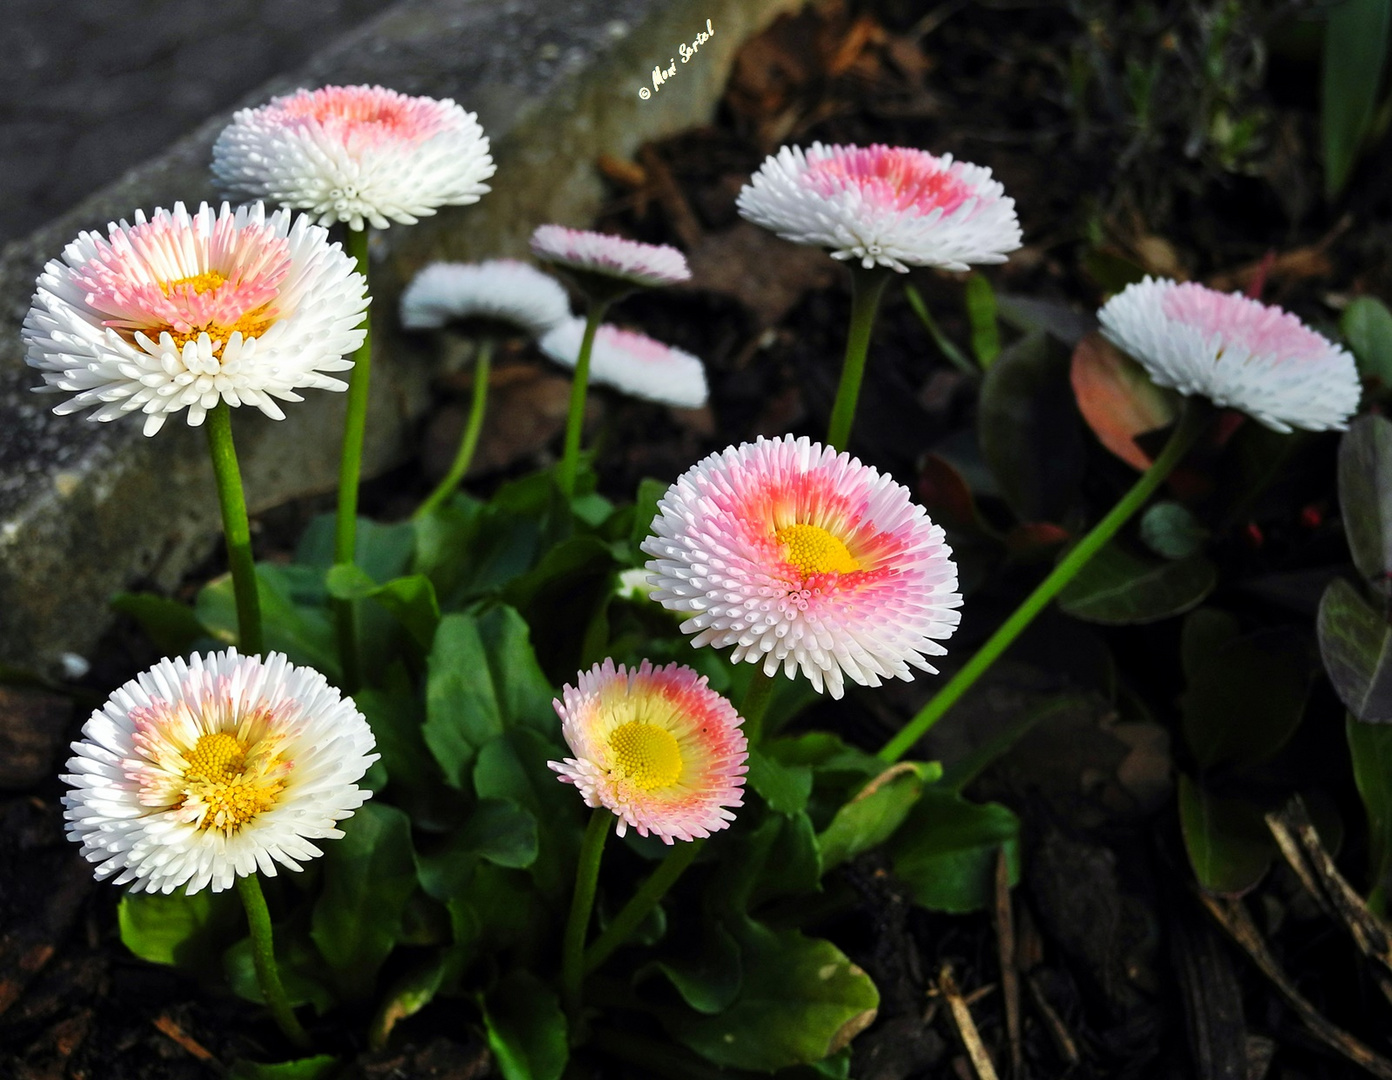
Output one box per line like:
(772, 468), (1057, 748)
(205, 401), (263, 655)
(562, 809), (613, 1024)
(414, 339), (492, 520)
(557, 300), (610, 499)
(878, 399), (1213, 763)
(236, 873), (310, 1050)
(826, 265), (893, 452)
(739, 667), (777, 746)
(903, 281), (977, 375)
(333, 226), (372, 689)
(583, 838), (704, 975)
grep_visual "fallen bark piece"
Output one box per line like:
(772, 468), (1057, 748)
(937, 963), (1000, 1080)
(992, 848), (1023, 1080)
(1199, 892), (1392, 1080)
(1266, 798), (1392, 983)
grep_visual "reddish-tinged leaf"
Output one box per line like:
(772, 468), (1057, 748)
(1005, 522), (1070, 556)
(1070, 332), (1178, 470)
(918, 454), (984, 533)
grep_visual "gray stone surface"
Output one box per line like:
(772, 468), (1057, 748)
(0, 0), (803, 675)
(0, 0), (387, 247)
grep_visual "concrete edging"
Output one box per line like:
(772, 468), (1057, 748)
(0, 0), (803, 675)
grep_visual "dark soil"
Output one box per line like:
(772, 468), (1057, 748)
(6, 0), (1391, 1076)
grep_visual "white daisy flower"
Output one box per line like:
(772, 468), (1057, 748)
(736, 142), (1021, 273)
(641, 435), (962, 699)
(530, 225), (690, 289)
(212, 84), (495, 232)
(63, 649), (378, 895)
(1098, 277), (1360, 433)
(539, 317), (708, 408)
(22, 201), (368, 437)
(399, 259), (570, 338)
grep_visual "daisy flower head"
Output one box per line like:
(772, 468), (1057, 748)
(529, 225), (690, 297)
(736, 142), (1021, 273)
(1098, 277), (1360, 433)
(63, 649), (378, 895)
(399, 259), (570, 339)
(539, 317), (708, 408)
(23, 201), (368, 437)
(548, 659), (747, 844)
(642, 435), (961, 699)
(212, 84), (495, 231)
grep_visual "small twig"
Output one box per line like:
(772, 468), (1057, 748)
(938, 963), (1001, 1080)
(993, 848), (1023, 1080)
(1198, 892), (1392, 1080)
(636, 145), (703, 251)
(153, 1013), (225, 1074)
(1266, 799), (1392, 986)
(1026, 971), (1081, 1067)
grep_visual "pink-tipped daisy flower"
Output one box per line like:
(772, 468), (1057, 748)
(212, 84), (495, 231)
(736, 142), (1022, 273)
(1098, 277), (1360, 433)
(23, 201), (368, 437)
(539, 317), (708, 408)
(530, 225), (691, 290)
(548, 659), (747, 844)
(642, 435), (961, 699)
(399, 259), (570, 339)
(63, 649), (378, 895)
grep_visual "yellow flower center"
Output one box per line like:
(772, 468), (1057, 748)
(157, 271), (275, 353)
(181, 731), (284, 832)
(161, 271), (228, 295)
(775, 523), (860, 575)
(608, 721), (683, 791)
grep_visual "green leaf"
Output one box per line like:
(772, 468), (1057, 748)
(295, 514), (414, 583)
(474, 729), (582, 902)
(664, 925), (879, 1071)
(118, 889), (241, 971)
(324, 565), (440, 651)
(1177, 774), (1273, 896)
(965, 274), (1001, 367)
(818, 762), (941, 872)
(1339, 415), (1392, 582)
(424, 608), (554, 786)
(630, 477), (670, 565)
(1180, 611), (1312, 768)
(1348, 714), (1392, 912)
(1342, 296), (1392, 390)
(229, 1057), (340, 1080)
(747, 749), (814, 816)
(1057, 542), (1216, 625)
(413, 494), (542, 605)
(714, 807), (823, 920)
(370, 954), (449, 1051)
(481, 969), (568, 1080)
(889, 790), (1020, 913)
(647, 917), (743, 1014)
(977, 331), (1085, 523)
(110, 593), (206, 654)
(310, 802), (418, 1002)
(197, 564), (338, 677)
(225, 924), (336, 1013)
(353, 684), (443, 815)
(502, 536), (619, 679)
(1317, 576), (1392, 722)
(416, 798), (539, 900)
(1323, 0), (1392, 199)
(1139, 501), (1208, 560)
